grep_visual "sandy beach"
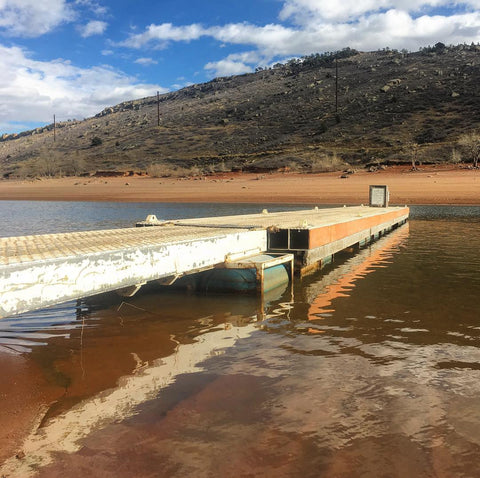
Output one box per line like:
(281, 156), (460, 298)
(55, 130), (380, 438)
(0, 165), (479, 205)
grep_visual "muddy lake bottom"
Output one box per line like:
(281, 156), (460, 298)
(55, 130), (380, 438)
(1, 202), (480, 477)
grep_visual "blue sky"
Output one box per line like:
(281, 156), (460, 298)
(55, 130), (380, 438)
(1, 0), (480, 134)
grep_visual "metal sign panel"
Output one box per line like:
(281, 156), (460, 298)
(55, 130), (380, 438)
(369, 185), (389, 207)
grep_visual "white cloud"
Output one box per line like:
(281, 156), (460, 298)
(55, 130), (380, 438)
(205, 58), (253, 77)
(121, 23), (206, 48)
(134, 57), (158, 66)
(279, 0), (478, 24)
(205, 51), (263, 76)
(211, 23), (296, 55)
(0, 44), (167, 131)
(0, 0), (74, 37)
(74, 0), (108, 16)
(120, 22), (296, 55)
(78, 20), (107, 37)
(117, 3), (480, 72)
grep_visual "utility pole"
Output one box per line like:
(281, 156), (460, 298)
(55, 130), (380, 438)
(335, 58), (338, 114)
(53, 114), (56, 142)
(157, 91), (160, 126)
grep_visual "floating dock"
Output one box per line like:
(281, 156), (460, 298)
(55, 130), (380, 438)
(171, 205), (408, 273)
(0, 205), (408, 319)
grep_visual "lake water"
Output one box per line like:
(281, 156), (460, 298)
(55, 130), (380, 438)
(1, 202), (480, 477)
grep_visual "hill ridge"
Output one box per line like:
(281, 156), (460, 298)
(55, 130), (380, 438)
(1, 44), (480, 178)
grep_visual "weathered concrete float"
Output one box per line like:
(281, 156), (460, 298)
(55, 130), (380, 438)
(168, 253), (293, 294)
(0, 204), (408, 319)
(0, 226), (269, 318)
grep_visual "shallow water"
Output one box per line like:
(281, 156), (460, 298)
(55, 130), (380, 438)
(0, 203), (479, 477)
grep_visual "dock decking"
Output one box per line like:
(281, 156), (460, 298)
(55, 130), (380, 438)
(0, 205), (408, 319)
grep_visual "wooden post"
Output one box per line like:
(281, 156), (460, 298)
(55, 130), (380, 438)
(157, 91), (160, 126)
(53, 114), (56, 142)
(335, 58), (338, 114)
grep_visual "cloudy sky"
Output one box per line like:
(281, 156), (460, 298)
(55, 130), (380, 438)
(1, 0), (480, 134)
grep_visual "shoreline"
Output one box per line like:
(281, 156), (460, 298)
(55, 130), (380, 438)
(0, 165), (479, 205)
(0, 165), (479, 471)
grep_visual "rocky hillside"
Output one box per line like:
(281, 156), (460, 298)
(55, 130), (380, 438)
(1, 44), (480, 178)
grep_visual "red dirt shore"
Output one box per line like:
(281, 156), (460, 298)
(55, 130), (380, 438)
(0, 352), (64, 464)
(0, 165), (479, 205)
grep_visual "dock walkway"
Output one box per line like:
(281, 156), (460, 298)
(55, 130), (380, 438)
(0, 205), (408, 319)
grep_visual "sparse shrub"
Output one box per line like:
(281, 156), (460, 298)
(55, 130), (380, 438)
(205, 163), (216, 175)
(188, 165), (202, 176)
(286, 161), (301, 172)
(90, 136), (103, 147)
(318, 122), (328, 134)
(435, 42), (446, 54)
(68, 157), (88, 176)
(404, 142), (420, 170)
(15, 154), (62, 178)
(147, 163), (165, 177)
(216, 160), (227, 172)
(415, 127), (446, 144)
(450, 148), (462, 164)
(37, 155), (62, 177)
(310, 153), (347, 173)
(205, 160), (228, 174)
(15, 162), (32, 179)
(147, 162), (203, 178)
(458, 131), (480, 168)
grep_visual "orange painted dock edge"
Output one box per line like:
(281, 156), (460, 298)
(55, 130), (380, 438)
(308, 207), (410, 249)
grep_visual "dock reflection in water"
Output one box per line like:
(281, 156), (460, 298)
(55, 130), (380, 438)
(1, 218), (480, 477)
(305, 223), (410, 320)
(0, 285), (291, 477)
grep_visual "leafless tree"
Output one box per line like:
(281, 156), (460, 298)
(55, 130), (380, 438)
(458, 131), (480, 168)
(405, 142), (419, 170)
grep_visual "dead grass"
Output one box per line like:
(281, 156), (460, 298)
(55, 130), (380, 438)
(310, 153), (348, 173)
(450, 148), (462, 164)
(147, 162), (203, 178)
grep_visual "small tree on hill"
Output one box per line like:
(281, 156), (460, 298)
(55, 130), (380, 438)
(404, 141), (419, 170)
(458, 131), (480, 168)
(90, 136), (102, 147)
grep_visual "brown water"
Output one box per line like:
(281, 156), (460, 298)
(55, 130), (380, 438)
(1, 207), (480, 477)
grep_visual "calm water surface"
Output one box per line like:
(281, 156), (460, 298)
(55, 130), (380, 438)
(0, 202), (479, 477)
